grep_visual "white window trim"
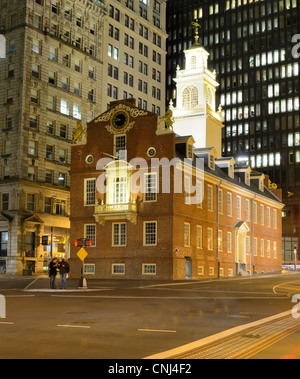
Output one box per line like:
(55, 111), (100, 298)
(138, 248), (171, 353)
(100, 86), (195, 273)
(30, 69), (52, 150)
(144, 172), (158, 203)
(84, 223), (96, 247)
(84, 263), (95, 275)
(142, 263), (157, 275)
(184, 222), (191, 247)
(112, 222), (127, 247)
(84, 178), (96, 206)
(143, 221), (157, 246)
(111, 263), (125, 275)
(207, 184), (213, 212)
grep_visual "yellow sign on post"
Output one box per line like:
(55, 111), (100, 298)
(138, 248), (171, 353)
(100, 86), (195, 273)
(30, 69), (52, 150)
(77, 248), (88, 262)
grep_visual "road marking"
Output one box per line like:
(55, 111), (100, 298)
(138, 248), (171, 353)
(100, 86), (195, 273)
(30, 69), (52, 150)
(57, 324), (91, 329)
(138, 329), (177, 333)
(0, 322), (14, 325)
(273, 280), (300, 294)
(5, 295), (35, 298)
(24, 278), (39, 290)
(50, 295), (287, 300)
(280, 344), (300, 359)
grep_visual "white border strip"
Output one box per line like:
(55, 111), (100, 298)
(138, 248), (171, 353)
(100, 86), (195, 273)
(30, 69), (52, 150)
(143, 310), (293, 359)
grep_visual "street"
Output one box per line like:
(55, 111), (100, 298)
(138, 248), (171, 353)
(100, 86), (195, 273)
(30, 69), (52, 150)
(0, 273), (299, 360)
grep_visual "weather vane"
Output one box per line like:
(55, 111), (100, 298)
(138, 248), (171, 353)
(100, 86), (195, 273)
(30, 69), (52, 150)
(191, 19), (201, 45)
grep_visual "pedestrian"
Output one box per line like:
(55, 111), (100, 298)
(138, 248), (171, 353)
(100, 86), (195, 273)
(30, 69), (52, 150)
(48, 258), (58, 289)
(58, 257), (70, 289)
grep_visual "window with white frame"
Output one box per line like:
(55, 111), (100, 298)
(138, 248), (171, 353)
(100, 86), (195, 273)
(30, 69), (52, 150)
(218, 188), (223, 214)
(261, 238), (264, 257)
(253, 202), (257, 223)
(267, 207), (271, 227)
(207, 227), (213, 250)
(184, 176), (191, 205)
(237, 196), (242, 219)
(254, 237), (258, 256)
(246, 236), (250, 255)
(114, 135), (127, 160)
(84, 224), (96, 247)
(207, 185), (213, 211)
(227, 192), (232, 216)
(84, 264), (95, 275)
(113, 177), (127, 204)
(112, 223), (126, 246)
(84, 178), (96, 206)
(273, 241), (277, 258)
(260, 204), (264, 225)
(218, 230), (223, 252)
(144, 221), (157, 246)
(227, 232), (232, 253)
(184, 223), (190, 247)
(196, 225), (203, 249)
(142, 264), (156, 275)
(246, 199), (250, 221)
(267, 240), (271, 258)
(145, 172), (157, 202)
(273, 209), (277, 229)
(112, 264), (125, 275)
(196, 180), (203, 208)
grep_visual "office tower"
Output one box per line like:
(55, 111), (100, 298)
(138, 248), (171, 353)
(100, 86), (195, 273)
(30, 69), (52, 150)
(103, 0), (167, 115)
(0, 0), (106, 274)
(166, 0), (300, 263)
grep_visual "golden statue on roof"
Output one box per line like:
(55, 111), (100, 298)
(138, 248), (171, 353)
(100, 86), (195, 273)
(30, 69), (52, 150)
(191, 19), (201, 45)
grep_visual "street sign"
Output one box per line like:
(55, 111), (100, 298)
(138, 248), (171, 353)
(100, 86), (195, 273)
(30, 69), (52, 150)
(77, 248), (88, 262)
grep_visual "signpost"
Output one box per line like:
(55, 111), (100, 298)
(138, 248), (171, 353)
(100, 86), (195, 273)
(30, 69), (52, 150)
(294, 245), (298, 272)
(75, 238), (92, 289)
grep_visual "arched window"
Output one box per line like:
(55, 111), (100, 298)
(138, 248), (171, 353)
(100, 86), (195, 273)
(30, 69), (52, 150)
(182, 85), (199, 109)
(191, 56), (196, 69)
(206, 86), (214, 109)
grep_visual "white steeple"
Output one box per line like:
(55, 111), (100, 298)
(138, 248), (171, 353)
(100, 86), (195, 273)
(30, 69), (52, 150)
(171, 25), (224, 158)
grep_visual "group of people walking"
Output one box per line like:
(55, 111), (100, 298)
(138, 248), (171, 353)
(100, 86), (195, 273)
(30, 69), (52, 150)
(48, 257), (70, 289)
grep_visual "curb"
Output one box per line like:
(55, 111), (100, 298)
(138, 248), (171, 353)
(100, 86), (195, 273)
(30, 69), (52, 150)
(143, 310), (293, 359)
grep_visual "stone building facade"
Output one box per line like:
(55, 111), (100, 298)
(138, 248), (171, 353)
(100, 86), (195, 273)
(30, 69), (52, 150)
(102, 0), (167, 114)
(0, 0), (106, 274)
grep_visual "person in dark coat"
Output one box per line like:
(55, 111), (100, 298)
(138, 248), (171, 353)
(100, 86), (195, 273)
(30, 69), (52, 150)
(58, 258), (70, 289)
(48, 258), (58, 289)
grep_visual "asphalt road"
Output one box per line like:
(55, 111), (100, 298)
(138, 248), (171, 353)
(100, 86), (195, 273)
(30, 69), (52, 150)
(0, 273), (299, 360)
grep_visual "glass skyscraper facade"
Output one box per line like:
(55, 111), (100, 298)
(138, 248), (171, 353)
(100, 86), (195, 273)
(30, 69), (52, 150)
(166, 0), (300, 263)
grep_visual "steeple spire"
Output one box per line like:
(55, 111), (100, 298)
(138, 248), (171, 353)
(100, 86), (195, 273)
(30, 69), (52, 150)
(191, 19), (201, 45)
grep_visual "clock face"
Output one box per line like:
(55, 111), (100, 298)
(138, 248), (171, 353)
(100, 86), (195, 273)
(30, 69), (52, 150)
(111, 110), (130, 131)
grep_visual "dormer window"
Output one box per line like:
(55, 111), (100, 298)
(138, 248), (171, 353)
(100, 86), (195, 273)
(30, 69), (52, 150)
(187, 144), (193, 159)
(228, 164), (234, 179)
(259, 178), (264, 192)
(209, 154), (215, 170)
(245, 172), (250, 186)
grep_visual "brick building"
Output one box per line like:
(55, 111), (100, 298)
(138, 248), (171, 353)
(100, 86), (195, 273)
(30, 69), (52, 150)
(69, 40), (283, 280)
(69, 101), (283, 280)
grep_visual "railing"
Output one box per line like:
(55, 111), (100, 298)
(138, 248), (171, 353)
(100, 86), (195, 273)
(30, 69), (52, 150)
(95, 202), (137, 214)
(94, 201), (138, 225)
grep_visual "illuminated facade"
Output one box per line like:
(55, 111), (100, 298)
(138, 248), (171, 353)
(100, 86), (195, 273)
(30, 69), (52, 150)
(0, 0), (106, 274)
(166, 0), (300, 263)
(69, 44), (283, 280)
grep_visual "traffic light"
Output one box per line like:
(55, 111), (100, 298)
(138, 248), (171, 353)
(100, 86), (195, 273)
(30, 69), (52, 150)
(74, 238), (92, 248)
